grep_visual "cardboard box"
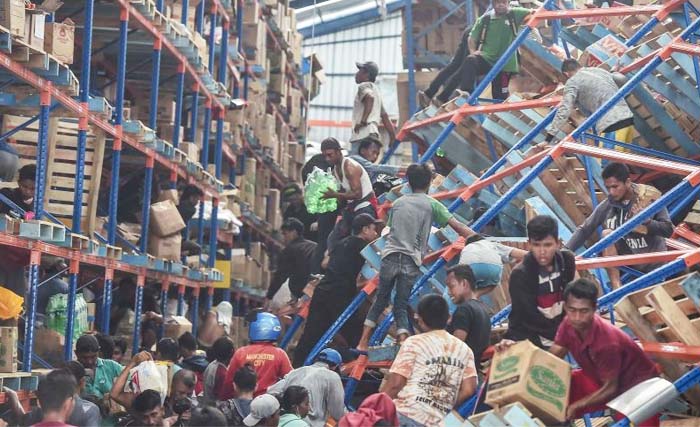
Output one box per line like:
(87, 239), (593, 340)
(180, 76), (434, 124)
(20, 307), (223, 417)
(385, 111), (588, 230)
(243, 0), (260, 23)
(24, 12), (45, 50)
(44, 18), (75, 64)
(0, 0), (24, 37)
(163, 315), (192, 339)
(157, 189), (179, 205)
(397, 70), (439, 127)
(150, 200), (186, 237)
(486, 340), (570, 424)
(158, 100), (177, 124)
(0, 327), (18, 373)
(148, 233), (182, 261)
(160, 124), (184, 146)
(181, 141), (199, 161)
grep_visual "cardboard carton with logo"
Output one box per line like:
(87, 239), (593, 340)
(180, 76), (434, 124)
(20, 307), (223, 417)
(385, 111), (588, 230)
(486, 340), (570, 424)
(44, 18), (75, 64)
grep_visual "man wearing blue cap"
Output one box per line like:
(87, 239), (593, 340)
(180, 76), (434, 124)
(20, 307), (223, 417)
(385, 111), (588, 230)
(268, 348), (346, 427)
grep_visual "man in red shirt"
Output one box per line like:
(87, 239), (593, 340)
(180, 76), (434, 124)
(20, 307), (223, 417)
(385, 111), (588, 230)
(32, 370), (77, 427)
(219, 312), (292, 399)
(550, 278), (659, 423)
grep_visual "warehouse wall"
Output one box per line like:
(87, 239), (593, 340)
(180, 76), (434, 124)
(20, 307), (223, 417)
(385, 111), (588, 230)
(302, 11), (403, 147)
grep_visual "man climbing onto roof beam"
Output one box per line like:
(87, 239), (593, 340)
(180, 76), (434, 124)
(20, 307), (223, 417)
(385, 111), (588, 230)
(565, 162), (673, 289)
(545, 59), (634, 144)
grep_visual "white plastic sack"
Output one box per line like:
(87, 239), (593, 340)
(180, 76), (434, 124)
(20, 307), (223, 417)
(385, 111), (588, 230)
(128, 360), (167, 401)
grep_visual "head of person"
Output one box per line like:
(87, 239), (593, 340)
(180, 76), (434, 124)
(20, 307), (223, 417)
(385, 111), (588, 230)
(355, 61), (379, 83)
(178, 331), (197, 359)
(210, 336), (235, 365)
(75, 334), (100, 370)
(141, 320), (159, 351)
(281, 183), (303, 206)
(445, 264), (477, 304)
(281, 386), (311, 419)
(527, 215), (560, 268)
(493, 0), (511, 15)
(321, 137), (343, 166)
(113, 337), (128, 364)
(352, 213), (381, 242)
(315, 348), (342, 372)
(406, 163), (433, 193)
(156, 337), (179, 363)
(359, 139), (382, 163)
(181, 184), (204, 206)
(414, 294), (450, 333)
(37, 370), (76, 420)
(244, 394), (281, 427)
(602, 162), (633, 203)
(131, 389), (164, 427)
(247, 311), (282, 344)
(95, 333), (115, 360)
(190, 405), (227, 427)
(561, 58), (582, 81)
(281, 218), (304, 245)
(563, 278), (599, 334)
(17, 164), (36, 203)
(64, 360), (88, 394)
(233, 364), (258, 396)
(171, 369), (197, 401)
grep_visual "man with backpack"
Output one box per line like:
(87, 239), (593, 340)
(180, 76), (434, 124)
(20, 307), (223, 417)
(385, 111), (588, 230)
(419, 0), (531, 105)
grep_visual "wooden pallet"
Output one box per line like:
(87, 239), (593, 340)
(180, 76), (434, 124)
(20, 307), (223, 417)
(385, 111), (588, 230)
(614, 273), (700, 405)
(1, 115), (106, 235)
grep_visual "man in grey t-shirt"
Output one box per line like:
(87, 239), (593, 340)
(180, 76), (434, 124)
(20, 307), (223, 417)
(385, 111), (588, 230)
(357, 164), (474, 351)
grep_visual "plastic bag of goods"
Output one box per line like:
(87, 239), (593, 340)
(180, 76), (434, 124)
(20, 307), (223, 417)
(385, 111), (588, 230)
(46, 293), (88, 341)
(304, 167), (339, 214)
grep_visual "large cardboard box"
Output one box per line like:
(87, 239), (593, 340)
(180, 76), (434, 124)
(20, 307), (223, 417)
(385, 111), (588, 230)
(396, 71), (439, 127)
(150, 200), (186, 237)
(486, 340), (570, 424)
(157, 189), (179, 205)
(148, 233), (182, 261)
(0, 327), (18, 373)
(0, 0), (24, 37)
(181, 141), (199, 161)
(44, 19), (75, 64)
(164, 316), (192, 339)
(24, 12), (45, 51)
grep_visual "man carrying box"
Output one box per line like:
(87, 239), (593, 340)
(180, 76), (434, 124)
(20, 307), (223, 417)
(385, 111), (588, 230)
(550, 278), (659, 423)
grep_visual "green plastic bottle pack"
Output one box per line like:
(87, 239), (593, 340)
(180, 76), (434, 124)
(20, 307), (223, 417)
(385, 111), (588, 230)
(46, 293), (88, 341)
(304, 167), (339, 214)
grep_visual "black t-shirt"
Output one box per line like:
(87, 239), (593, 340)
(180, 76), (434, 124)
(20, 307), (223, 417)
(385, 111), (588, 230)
(447, 299), (491, 364)
(283, 203), (318, 242)
(317, 235), (368, 295)
(0, 187), (31, 218)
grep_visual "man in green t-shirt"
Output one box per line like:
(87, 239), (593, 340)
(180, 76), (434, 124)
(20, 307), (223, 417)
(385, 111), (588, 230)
(429, 0), (531, 104)
(75, 334), (124, 399)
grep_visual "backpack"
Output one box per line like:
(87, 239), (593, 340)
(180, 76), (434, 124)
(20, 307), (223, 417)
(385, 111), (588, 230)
(475, 10), (519, 51)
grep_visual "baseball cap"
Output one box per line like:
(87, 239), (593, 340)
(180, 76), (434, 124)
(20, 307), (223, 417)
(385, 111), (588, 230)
(356, 61), (379, 80)
(281, 218), (304, 235)
(243, 394), (280, 426)
(351, 213), (383, 235)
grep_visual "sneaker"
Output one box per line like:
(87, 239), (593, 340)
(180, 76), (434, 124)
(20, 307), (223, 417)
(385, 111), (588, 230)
(418, 90), (431, 108)
(455, 89), (471, 99)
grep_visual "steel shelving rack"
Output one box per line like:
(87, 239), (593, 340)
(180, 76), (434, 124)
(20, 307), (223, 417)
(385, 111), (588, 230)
(0, 0), (303, 373)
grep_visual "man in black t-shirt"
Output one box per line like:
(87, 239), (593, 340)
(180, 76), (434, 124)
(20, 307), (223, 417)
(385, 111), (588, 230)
(445, 264), (491, 374)
(292, 213), (381, 367)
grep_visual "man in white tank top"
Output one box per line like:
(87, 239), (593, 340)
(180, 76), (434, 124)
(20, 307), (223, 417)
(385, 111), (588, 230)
(320, 138), (378, 251)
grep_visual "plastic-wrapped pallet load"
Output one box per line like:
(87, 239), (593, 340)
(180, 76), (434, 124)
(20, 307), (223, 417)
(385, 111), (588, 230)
(304, 167), (338, 214)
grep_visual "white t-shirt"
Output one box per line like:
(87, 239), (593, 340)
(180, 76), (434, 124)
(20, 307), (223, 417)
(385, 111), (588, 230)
(351, 82), (382, 142)
(390, 330), (477, 427)
(458, 239), (513, 266)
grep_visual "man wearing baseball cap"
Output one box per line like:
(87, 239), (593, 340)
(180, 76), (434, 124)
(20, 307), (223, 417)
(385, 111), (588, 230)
(351, 61), (396, 154)
(265, 218), (316, 306)
(244, 394), (281, 427)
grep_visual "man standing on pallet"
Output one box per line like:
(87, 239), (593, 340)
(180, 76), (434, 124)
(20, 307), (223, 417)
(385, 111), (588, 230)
(419, 0), (532, 105)
(350, 62), (396, 154)
(565, 162), (673, 289)
(320, 138), (378, 252)
(545, 59), (634, 144)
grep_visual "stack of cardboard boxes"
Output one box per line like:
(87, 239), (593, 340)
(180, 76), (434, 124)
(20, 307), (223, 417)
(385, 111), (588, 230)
(401, 1), (466, 61)
(0, 0), (75, 64)
(148, 199), (186, 261)
(230, 242), (270, 291)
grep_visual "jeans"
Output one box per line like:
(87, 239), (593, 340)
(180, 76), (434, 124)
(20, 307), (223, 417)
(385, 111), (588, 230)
(436, 54), (512, 103)
(398, 413), (425, 427)
(364, 252), (420, 336)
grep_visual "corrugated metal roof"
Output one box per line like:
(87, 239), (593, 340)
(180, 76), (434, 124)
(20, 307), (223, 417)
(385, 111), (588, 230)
(303, 11), (403, 146)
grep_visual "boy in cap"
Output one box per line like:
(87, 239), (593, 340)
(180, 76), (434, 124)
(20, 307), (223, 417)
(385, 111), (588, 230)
(244, 394), (281, 427)
(351, 61), (396, 154)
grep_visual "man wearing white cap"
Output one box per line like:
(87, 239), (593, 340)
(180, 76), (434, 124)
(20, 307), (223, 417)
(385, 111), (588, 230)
(351, 61), (395, 154)
(243, 394), (281, 427)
